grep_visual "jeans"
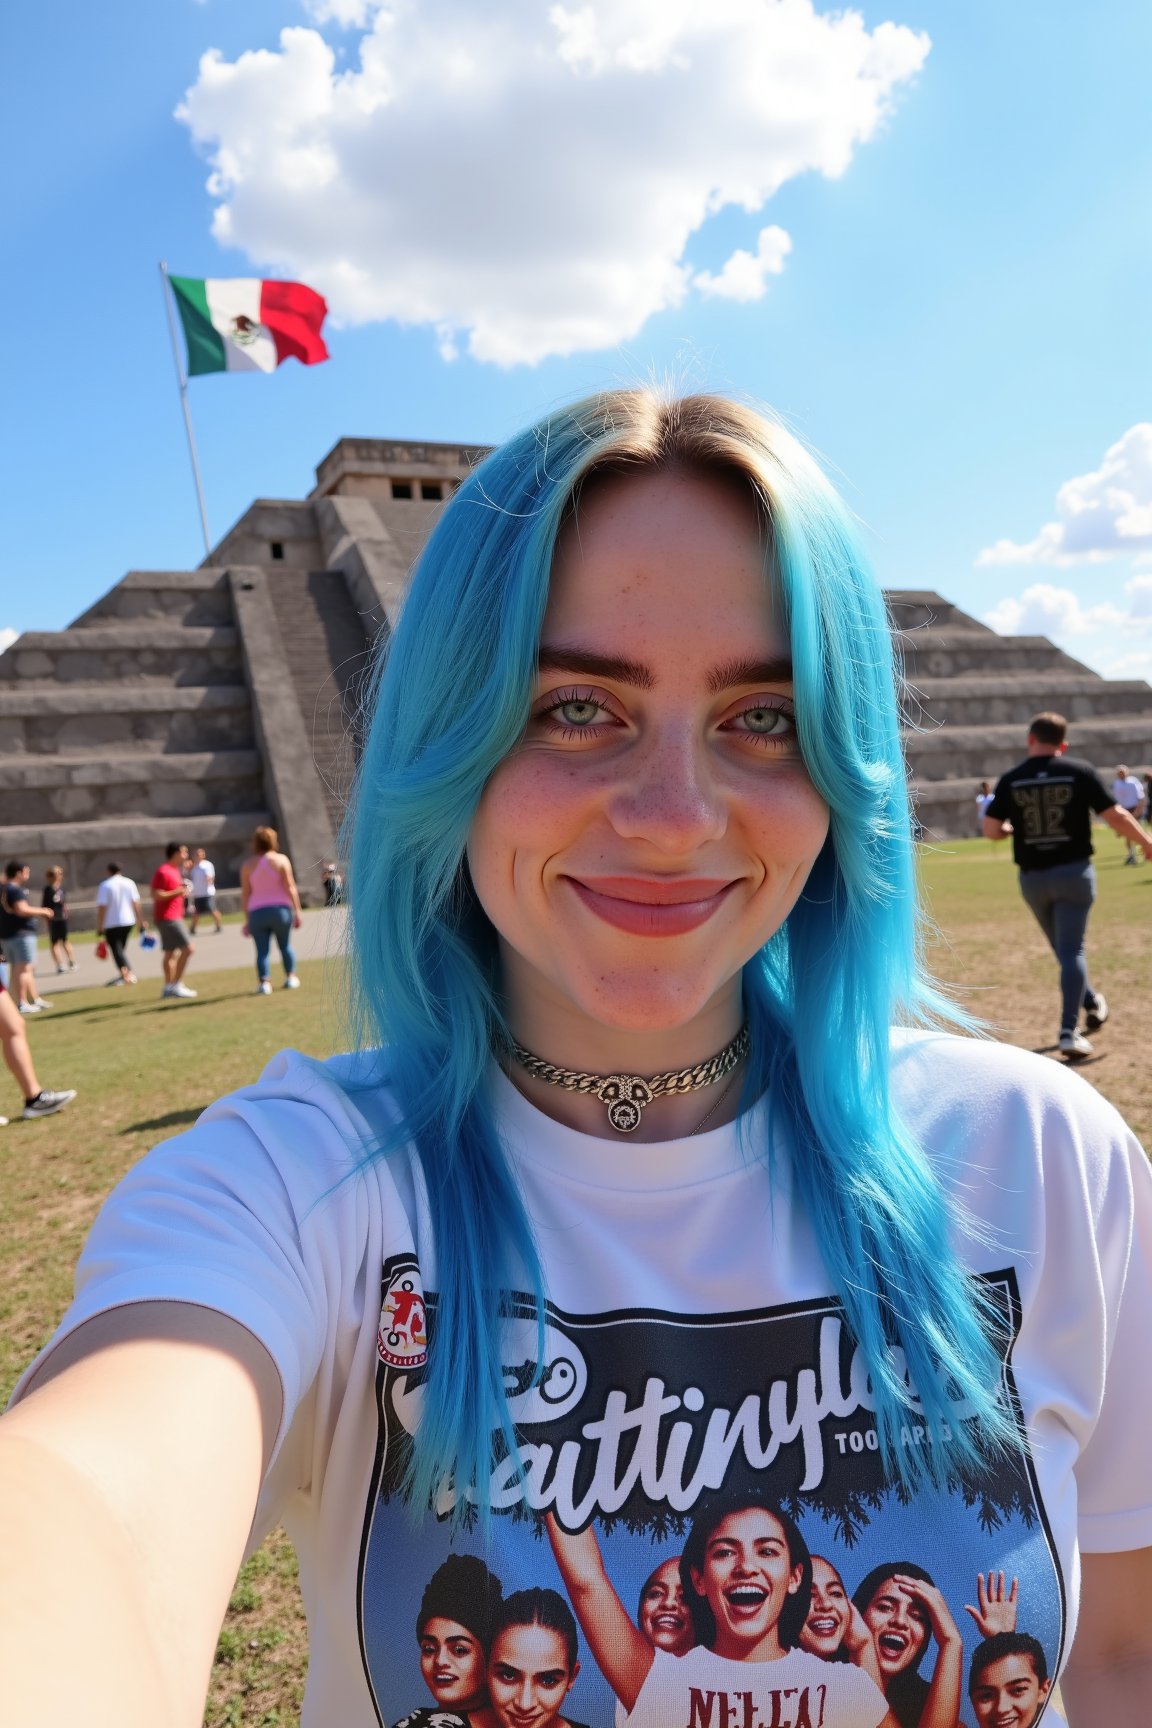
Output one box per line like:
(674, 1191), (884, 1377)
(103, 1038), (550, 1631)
(249, 905), (296, 981)
(105, 925), (133, 972)
(1018, 860), (1099, 1034)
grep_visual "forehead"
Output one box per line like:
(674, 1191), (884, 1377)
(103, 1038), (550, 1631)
(546, 465), (782, 652)
(644, 1559), (682, 1591)
(708, 1507), (787, 1545)
(421, 1616), (475, 1642)
(810, 1558), (844, 1587)
(976, 1655), (1039, 1687)
(492, 1622), (566, 1664)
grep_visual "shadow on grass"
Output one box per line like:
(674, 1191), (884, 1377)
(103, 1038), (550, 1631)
(121, 1107), (204, 1135)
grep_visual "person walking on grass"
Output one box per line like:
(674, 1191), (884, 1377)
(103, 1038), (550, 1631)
(0, 979), (76, 1125)
(150, 842), (197, 1001)
(43, 867), (77, 973)
(1110, 766), (1145, 865)
(0, 861), (55, 1014)
(983, 712), (1152, 1060)
(189, 848), (223, 935)
(95, 862), (145, 987)
(240, 826), (303, 995)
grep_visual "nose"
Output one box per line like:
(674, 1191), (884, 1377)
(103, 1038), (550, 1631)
(606, 720), (726, 852)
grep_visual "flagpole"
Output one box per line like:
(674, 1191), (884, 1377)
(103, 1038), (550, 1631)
(159, 261), (212, 559)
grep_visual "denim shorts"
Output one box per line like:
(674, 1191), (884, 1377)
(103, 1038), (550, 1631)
(1, 933), (37, 967)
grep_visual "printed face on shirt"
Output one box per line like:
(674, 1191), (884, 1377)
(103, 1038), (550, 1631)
(638, 1556), (695, 1655)
(688, 1506), (804, 1660)
(418, 1615), (487, 1711)
(969, 1653), (1051, 1728)
(861, 1575), (931, 1678)
(487, 1622), (579, 1728)
(799, 1555), (852, 1659)
(466, 465), (829, 1048)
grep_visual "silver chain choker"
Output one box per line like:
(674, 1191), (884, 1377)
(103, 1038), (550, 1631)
(507, 1024), (749, 1135)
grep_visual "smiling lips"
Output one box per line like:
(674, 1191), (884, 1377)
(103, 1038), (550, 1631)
(567, 875), (737, 936)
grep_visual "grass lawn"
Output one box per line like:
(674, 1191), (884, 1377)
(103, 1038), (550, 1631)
(2, 841), (1148, 1723)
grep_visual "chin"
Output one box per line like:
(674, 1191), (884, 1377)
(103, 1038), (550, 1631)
(570, 969), (725, 1031)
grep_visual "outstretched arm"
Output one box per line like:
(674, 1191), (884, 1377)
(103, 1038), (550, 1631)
(1063, 1548), (1152, 1728)
(545, 1513), (654, 1714)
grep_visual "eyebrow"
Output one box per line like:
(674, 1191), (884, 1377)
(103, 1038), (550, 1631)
(537, 646), (792, 694)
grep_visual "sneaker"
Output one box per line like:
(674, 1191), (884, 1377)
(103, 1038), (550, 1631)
(1085, 994), (1109, 1032)
(0, 1115), (8, 1127)
(1059, 1029), (1093, 1061)
(124, 973), (138, 985)
(31, 998), (53, 1009)
(18, 1002), (41, 1014)
(68, 962), (78, 971)
(106, 976), (126, 987)
(56, 965), (66, 974)
(1124, 854), (1138, 866)
(22, 1089), (77, 1120)
(284, 975), (300, 990)
(257, 980), (272, 995)
(167, 982), (197, 1000)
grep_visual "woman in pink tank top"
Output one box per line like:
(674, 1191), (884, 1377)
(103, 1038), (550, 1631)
(240, 825), (304, 994)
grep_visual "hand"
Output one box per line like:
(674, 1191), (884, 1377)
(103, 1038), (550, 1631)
(293, 915), (302, 929)
(241, 923), (250, 938)
(964, 1571), (1018, 1637)
(891, 1574), (962, 1650)
(842, 1600), (876, 1660)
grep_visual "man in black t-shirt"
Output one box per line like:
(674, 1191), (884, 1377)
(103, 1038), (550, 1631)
(984, 712), (1152, 1059)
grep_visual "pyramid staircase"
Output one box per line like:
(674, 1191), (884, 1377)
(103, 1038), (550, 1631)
(5, 451), (1152, 923)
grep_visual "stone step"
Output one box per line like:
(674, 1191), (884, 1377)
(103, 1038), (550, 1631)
(896, 631), (1092, 678)
(0, 684), (255, 756)
(0, 811), (273, 898)
(0, 626), (244, 688)
(72, 568), (234, 629)
(0, 750), (265, 826)
(903, 675), (1152, 729)
(904, 713), (1152, 784)
(887, 591), (995, 634)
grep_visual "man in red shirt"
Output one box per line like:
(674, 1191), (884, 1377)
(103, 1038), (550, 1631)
(150, 842), (197, 1001)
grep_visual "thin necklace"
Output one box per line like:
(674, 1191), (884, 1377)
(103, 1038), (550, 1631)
(689, 1068), (740, 1136)
(507, 1024), (749, 1135)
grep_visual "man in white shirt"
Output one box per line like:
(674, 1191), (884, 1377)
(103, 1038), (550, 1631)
(94, 863), (145, 986)
(189, 849), (223, 934)
(1111, 765), (1145, 865)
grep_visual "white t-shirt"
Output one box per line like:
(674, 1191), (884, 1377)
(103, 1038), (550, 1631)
(190, 861), (216, 897)
(626, 1645), (887, 1728)
(1111, 774), (1144, 812)
(14, 1030), (1152, 1728)
(95, 874), (140, 926)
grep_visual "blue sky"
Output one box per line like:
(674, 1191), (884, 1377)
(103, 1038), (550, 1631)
(4, 0), (1150, 679)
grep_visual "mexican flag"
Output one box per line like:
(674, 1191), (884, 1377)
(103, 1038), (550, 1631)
(169, 276), (330, 375)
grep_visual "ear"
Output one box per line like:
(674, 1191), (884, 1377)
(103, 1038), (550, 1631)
(787, 1564), (804, 1596)
(567, 1660), (580, 1690)
(689, 1567), (707, 1599)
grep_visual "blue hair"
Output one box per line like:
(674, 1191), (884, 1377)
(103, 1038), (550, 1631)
(345, 389), (1012, 1521)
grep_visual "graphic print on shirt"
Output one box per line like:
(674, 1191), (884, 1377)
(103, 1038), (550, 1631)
(358, 1257), (1064, 1728)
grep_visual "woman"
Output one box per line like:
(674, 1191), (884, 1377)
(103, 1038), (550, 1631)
(240, 825), (303, 994)
(851, 1564), (963, 1728)
(636, 1557), (694, 1658)
(392, 1553), (503, 1728)
(486, 1589), (588, 1728)
(801, 1556), (883, 1684)
(549, 1496), (892, 1727)
(42, 867), (76, 973)
(2, 391), (1150, 1728)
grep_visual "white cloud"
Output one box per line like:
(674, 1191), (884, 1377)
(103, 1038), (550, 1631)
(0, 627), (16, 654)
(302, 0), (384, 25)
(693, 225), (792, 302)
(176, 0), (929, 365)
(983, 584), (1126, 639)
(977, 423), (1152, 567)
